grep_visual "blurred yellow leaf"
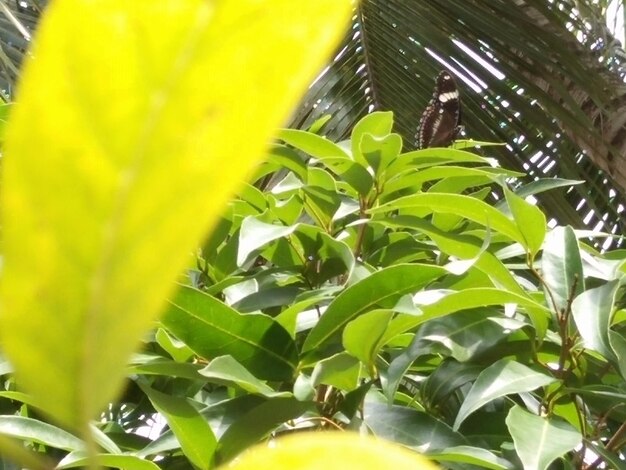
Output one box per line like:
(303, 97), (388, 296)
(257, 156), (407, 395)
(225, 432), (440, 469)
(0, 0), (352, 430)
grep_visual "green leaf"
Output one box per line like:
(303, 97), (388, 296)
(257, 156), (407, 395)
(302, 264), (446, 353)
(279, 128), (350, 159)
(571, 280), (619, 362)
(506, 406), (581, 470)
(350, 111), (394, 165)
(343, 310), (393, 367)
(0, 416), (84, 452)
(453, 359), (556, 430)
(138, 382), (216, 469)
(428, 445), (510, 470)
(237, 217), (299, 266)
(504, 186), (546, 257)
(0, 0), (353, 429)
(216, 397), (312, 464)
(361, 133), (403, 177)
(315, 156), (374, 195)
(364, 401), (465, 451)
(199, 355), (290, 398)
(514, 178), (583, 199)
(385, 148), (497, 179)
(155, 328), (194, 363)
(422, 360), (483, 411)
(266, 145), (308, 182)
(58, 453), (162, 470)
(162, 285), (298, 380)
(370, 193), (525, 245)
(541, 226), (584, 314)
(311, 352), (361, 391)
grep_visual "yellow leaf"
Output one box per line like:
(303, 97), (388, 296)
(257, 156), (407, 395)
(0, 0), (352, 429)
(225, 432), (440, 469)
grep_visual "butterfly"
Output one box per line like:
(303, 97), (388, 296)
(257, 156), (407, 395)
(416, 70), (462, 149)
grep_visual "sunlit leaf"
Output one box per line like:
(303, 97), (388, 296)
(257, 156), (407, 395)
(454, 359), (556, 430)
(506, 405), (581, 470)
(302, 264), (446, 353)
(541, 226), (584, 314)
(138, 382), (216, 469)
(0, 0), (352, 428)
(571, 280), (619, 362)
(162, 285), (298, 380)
(199, 355), (290, 398)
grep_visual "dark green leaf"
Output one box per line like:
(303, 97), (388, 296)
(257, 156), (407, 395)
(370, 193), (525, 245)
(162, 285), (298, 380)
(138, 382), (216, 469)
(216, 398), (312, 464)
(237, 216), (298, 266)
(364, 401), (465, 451)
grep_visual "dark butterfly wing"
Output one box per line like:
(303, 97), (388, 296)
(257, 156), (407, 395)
(416, 70), (461, 149)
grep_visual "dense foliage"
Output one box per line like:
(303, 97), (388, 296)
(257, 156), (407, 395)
(2, 111), (625, 469)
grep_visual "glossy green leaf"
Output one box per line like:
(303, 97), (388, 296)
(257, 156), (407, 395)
(301, 185), (341, 231)
(420, 288), (551, 321)
(361, 132), (403, 177)
(422, 360), (483, 410)
(311, 352), (361, 391)
(0, 416), (84, 452)
(58, 453), (161, 470)
(364, 401), (465, 451)
(385, 148), (497, 179)
(162, 285), (298, 380)
(385, 166), (510, 196)
(350, 111), (394, 165)
(370, 193), (525, 245)
(541, 226), (584, 314)
(571, 280), (619, 362)
(266, 145), (308, 182)
(139, 382), (216, 469)
(383, 311), (519, 402)
(302, 264), (447, 353)
(127, 359), (204, 381)
(506, 406), (581, 470)
(454, 359), (556, 430)
(504, 186), (546, 257)
(279, 128), (350, 159)
(238, 217), (299, 266)
(315, 156), (374, 195)
(216, 398), (312, 464)
(199, 355), (290, 398)
(155, 328), (194, 363)
(0, 0), (352, 428)
(343, 310), (393, 367)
